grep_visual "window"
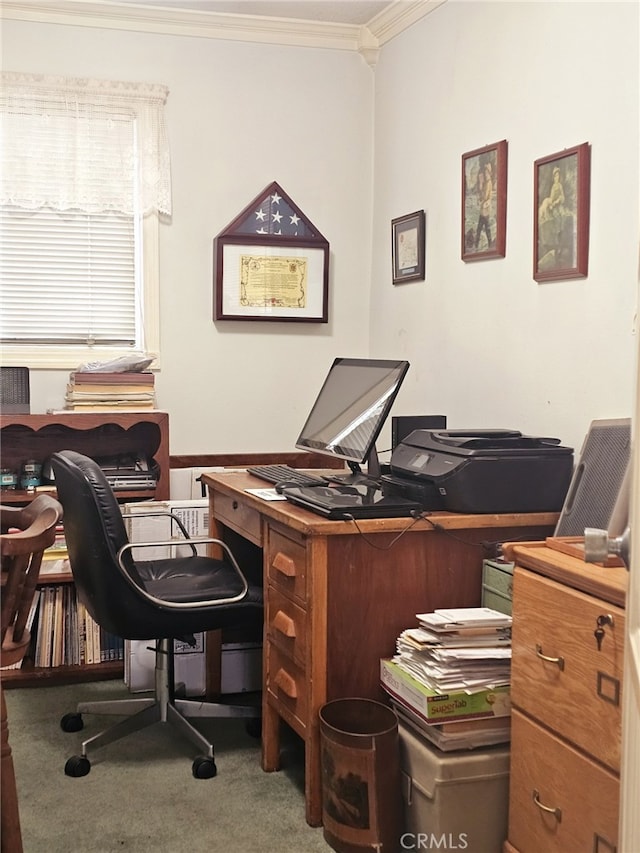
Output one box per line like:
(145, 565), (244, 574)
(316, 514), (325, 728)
(0, 73), (171, 369)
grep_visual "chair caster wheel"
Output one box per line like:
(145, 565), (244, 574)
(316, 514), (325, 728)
(245, 717), (262, 739)
(65, 755), (91, 777)
(60, 712), (84, 733)
(192, 756), (217, 779)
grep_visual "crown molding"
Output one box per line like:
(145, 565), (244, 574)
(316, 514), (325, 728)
(368, 0), (445, 46)
(0, 0), (444, 67)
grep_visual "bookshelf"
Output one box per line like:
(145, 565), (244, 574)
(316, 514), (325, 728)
(0, 411), (170, 505)
(1, 410), (170, 687)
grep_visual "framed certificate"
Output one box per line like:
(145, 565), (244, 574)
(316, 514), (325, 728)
(392, 210), (425, 284)
(213, 182), (329, 322)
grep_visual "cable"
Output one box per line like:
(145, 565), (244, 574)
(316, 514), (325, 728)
(340, 509), (431, 550)
(342, 509), (521, 558)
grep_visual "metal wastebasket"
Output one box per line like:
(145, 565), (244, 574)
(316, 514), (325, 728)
(319, 698), (402, 853)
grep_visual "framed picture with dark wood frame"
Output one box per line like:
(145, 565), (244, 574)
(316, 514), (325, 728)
(392, 210), (425, 284)
(534, 142), (591, 282)
(213, 181), (329, 322)
(461, 140), (507, 262)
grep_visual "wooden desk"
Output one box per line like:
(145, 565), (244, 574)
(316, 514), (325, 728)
(202, 470), (558, 827)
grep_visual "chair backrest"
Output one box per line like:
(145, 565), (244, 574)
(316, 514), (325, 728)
(1, 494), (63, 668)
(49, 450), (153, 639)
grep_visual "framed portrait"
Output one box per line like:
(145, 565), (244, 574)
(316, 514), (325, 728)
(461, 140), (507, 261)
(392, 210), (425, 284)
(213, 181), (329, 322)
(534, 143), (591, 282)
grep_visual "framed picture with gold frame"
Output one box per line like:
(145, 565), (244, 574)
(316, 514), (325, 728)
(213, 182), (329, 322)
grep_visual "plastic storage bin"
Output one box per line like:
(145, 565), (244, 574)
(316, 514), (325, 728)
(397, 714), (510, 853)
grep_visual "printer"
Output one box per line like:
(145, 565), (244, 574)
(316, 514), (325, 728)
(383, 429), (574, 513)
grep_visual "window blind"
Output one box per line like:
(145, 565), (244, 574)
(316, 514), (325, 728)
(0, 206), (137, 345)
(0, 72), (169, 365)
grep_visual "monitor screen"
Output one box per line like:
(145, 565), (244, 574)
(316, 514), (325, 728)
(295, 357), (410, 479)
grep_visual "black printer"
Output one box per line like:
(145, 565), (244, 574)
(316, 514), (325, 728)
(382, 429), (574, 513)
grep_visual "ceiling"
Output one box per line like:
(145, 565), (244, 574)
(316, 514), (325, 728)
(107, 1), (393, 26)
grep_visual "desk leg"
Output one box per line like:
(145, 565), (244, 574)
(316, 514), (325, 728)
(305, 720), (323, 827)
(261, 698), (281, 772)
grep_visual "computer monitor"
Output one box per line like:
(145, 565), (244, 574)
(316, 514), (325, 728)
(295, 357), (410, 481)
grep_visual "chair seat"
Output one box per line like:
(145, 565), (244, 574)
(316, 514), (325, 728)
(138, 556), (263, 604)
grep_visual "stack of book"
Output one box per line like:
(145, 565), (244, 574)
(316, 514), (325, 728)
(64, 371), (156, 411)
(380, 607), (513, 750)
(31, 584), (123, 668)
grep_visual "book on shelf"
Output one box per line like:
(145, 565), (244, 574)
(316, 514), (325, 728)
(27, 584), (123, 668)
(69, 371), (155, 386)
(54, 402), (157, 413)
(65, 388), (156, 401)
(48, 405), (157, 414)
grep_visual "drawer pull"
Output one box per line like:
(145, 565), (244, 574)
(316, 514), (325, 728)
(535, 644), (565, 671)
(272, 610), (296, 638)
(532, 789), (562, 822)
(274, 667), (297, 699)
(272, 552), (296, 578)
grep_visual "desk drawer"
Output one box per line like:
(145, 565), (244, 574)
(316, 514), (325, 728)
(213, 490), (262, 545)
(267, 527), (308, 604)
(266, 643), (307, 732)
(511, 568), (624, 771)
(268, 586), (307, 667)
(508, 710), (619, 853)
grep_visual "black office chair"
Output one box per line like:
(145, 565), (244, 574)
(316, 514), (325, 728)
(50, 450), (263, 780)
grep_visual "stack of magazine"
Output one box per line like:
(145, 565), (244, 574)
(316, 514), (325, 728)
(381, 607), (513, 751)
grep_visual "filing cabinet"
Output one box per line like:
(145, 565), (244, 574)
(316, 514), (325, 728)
(504, 540), (627, 853)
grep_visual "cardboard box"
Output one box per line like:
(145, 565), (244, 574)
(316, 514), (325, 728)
(122, 499), (210, 560)
(380, 659), (511, 724)
(220, 641), (262, 694)
(398, 713), (510, 853)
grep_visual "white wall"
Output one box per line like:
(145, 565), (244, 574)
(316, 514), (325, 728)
(3, 1), (639, 459)
(2, 18), (374, 454)
(370, 0), (639, 454)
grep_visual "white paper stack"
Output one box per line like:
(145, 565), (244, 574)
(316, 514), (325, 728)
(382, 606), (513, 748)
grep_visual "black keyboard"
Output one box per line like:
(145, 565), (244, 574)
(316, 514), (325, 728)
(246, 464), (327, 488)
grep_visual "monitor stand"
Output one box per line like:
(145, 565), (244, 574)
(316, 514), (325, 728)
(324, 448), (382, 487)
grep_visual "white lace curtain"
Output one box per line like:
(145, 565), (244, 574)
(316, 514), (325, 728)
(0, 72), (172, 216)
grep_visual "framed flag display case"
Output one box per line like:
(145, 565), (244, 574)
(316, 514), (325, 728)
(213, 181), (330, 322)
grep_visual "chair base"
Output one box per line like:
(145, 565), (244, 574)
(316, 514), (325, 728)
(65, 639), (261, 769)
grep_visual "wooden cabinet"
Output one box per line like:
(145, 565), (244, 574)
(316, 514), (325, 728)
(0, 411), (170, 505)
(505, 540), (628, 853)
(1, 411), (170, 688)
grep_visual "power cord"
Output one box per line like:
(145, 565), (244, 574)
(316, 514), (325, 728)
(341, 509), (512, 557)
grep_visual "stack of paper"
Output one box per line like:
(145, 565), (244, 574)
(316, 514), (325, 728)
(63, 371), (156, 411)
(396, 607), (512, 693)
(381, 607), (513, 749)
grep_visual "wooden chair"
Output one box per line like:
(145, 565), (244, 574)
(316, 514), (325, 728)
(1, 495), (63, 853)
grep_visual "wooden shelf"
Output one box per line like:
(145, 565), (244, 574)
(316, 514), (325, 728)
(2, 660), (123, 689)
(1, 411), (170, 688)
(0, 410), (170, 504)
